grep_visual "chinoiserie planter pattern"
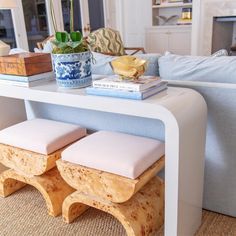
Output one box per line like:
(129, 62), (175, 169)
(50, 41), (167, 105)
(52, 51), (92, 89)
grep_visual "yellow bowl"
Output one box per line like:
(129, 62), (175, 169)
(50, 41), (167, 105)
(110, 56), (147, 80)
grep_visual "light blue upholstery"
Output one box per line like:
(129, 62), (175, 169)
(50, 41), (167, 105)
(159, 54), (236, 217)
(159, 54), (236, 83)
(92, 52), (161, 76)
(25, 101), (165, 142)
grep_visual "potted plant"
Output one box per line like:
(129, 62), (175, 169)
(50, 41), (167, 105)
(50, 0), (92, 89)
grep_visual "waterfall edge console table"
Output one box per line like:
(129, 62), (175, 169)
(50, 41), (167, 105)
(0, 81), (207, 236)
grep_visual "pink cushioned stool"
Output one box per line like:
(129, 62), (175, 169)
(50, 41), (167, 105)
(0, 118), (87, 216)
(57, 131), (165, 236)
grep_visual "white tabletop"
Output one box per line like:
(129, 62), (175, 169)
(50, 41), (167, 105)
(0, 80), (196, 119)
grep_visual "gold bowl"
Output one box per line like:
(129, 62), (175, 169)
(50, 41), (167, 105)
(110, 55), (147, 80)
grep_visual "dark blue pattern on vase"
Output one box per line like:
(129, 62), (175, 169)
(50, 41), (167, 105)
(52, 51), (92, 89)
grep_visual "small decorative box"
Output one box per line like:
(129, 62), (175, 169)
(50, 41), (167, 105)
(0, 53), (52, 76)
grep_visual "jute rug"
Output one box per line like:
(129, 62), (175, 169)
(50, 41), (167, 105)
(0, 186), (236, 236)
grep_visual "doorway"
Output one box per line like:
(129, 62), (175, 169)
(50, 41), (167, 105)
(61, 0), (105, 36)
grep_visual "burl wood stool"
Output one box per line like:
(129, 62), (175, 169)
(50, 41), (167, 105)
(57, 131), (165, 236)
(0, 118), (87, 217)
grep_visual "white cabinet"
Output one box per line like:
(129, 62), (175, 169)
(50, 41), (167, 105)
(145, 25), (191, 55)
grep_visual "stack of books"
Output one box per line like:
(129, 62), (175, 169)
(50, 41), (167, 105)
(86, 75), (168, 100)
(0, 71), (55, 87)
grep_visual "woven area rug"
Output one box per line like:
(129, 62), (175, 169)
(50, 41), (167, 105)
(0, 186), (236, 236)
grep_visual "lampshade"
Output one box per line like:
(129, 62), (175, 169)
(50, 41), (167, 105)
(0, 40), (10, 56)
(0, 0), (17, 9)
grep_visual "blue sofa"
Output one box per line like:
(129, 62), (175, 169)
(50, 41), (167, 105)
(25, 52), (236, 217)
(159, 54), (236, 217)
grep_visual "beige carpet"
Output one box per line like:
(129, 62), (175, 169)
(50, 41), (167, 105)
(0, 186), (236, 236)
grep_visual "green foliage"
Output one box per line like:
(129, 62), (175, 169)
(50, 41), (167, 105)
(51, 31), (88, 54)
(50, 0), (89, 54)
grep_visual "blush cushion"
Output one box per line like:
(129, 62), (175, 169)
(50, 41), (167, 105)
(0, 119), (87, 155)
(62, 131), (165, 179)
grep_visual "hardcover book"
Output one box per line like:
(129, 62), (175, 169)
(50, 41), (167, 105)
(0, 71), (55, 82)
(86, 82), (168, 100)
(0, 76), (54, 87)
(92, 75), (161, 92)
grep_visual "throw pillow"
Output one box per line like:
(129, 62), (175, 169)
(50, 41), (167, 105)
(87, 28), (126, 56)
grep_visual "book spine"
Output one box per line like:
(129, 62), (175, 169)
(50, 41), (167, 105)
(0, 80), (29, 87)
(142, 86), (167, 99)
(0, 76), (29, 82)
(0, 77), (54, 87)
(86, 87), (142, 100)
(0, 71), (55, 82)
(87, 82), (168, 100)
(92, 81), (140, 92)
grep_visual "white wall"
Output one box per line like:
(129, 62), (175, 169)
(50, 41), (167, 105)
(191, 0), (236, 56)
(233, 22), (236, 45)
(104, 0), (117, 29)
(115, 0), (152, 48)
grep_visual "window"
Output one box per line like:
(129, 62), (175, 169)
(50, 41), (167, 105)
(0, 10), (17, 48)
(21, 0), (49, 51)
(61, 0), (82, 32)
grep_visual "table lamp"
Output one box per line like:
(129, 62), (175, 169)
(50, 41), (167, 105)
(0, 0), (17, 9)
(0, 40), (10, 56)
(0, 0), (17, 55)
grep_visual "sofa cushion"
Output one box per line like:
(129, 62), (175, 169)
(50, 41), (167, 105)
(92, 52), (161, 76)
(61, 130), (165, 179)
(159, 53), (236, 83)
(0, 119), (87, 155)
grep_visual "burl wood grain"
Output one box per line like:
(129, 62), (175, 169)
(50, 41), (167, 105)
(57, 157), (164, 203)
(62, 176), (164, 236)
(0, 167), (75, 217)
(0, 53), (52, 76)
(0, 144), (63, 176)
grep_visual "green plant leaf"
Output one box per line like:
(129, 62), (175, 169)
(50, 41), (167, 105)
(56, 32), (69, 43)
(70, 31), (82, 42)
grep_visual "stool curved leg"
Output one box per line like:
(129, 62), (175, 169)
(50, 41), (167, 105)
(0, 168), (75, 217)
(62, 198), (90, 223)
(62, 177), (164, 236)
(0, 174), (26, 197)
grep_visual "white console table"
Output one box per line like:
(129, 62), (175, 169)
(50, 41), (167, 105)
(0, 81), (207, 236)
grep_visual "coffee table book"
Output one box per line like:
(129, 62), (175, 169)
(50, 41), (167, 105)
(86, 82), (168, 100)
(92, 75), (161, 92)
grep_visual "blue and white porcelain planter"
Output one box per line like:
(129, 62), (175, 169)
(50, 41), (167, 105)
(52, 51), (92, 89)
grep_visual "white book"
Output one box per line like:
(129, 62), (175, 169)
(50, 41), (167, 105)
(92, 75), (162, 92)
(87, 82), (168, 100)
(0, 71), (55, 82)
(0, 76), (55, 87)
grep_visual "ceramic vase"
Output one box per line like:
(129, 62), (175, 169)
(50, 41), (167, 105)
(52, 51), (92, 89)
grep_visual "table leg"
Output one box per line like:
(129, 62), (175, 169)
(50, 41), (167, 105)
(164, 92), (207, 236)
